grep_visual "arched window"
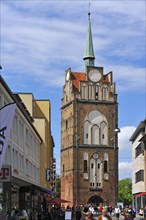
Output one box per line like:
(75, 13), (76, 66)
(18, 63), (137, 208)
(82, 84), (87, 99)
(89, 84), (94, 100)
(96, 159), (102, 187)
(90, 156), (102, 189)
(95, 84), (100, 100)
(103, 85), (108, 100)
(104, 161), (108, 173)
(84, 160), (87, 173)
(84, 121), (90, 144)
(84, 111), (108, 145)
(100, 121), (107, 145)
(90, 158), (95, 187)
(83, 152), (88, 179)
(92, 125), (99, 145)
(103, 153), (109, 180)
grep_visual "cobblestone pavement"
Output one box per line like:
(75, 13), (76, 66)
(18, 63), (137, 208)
(72, 214), (142, 220)
(93, 214), (142, 220)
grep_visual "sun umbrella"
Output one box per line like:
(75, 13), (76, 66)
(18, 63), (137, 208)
(48, 198), (71, 204)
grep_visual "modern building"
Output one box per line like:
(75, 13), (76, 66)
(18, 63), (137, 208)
(0, 75), (54, 215)
(61, 12), (119, 207)
(17, 93), (55, 190)
(130, 119), (146, 210)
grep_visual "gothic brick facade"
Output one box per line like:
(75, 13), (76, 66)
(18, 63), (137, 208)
(61, 66), (119, 207)
(61, 12), (119, 208)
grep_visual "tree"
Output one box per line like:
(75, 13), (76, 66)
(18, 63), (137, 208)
(118, 178), (132, 206)
(55, 175), (60, 198)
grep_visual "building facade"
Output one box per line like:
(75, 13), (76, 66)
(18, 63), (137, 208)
(17, 93), (55, 190)
(0, 75), (54, 215)
(130, 119), (146, 210)
(61, 12), (119, 207)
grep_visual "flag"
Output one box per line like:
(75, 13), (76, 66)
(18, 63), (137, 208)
(0, 103), (16, 170)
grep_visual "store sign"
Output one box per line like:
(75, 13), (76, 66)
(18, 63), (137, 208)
(65, 211), (72, 220)
(0, 165), (11, 182)
(46, 169), (51, 182)
(51, 158), (56, 191)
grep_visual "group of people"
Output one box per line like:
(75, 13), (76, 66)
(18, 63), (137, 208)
(82, 204), (146, 220)
(74, 204), (139, 220)
(137, 206), (146, 220)
(6, 204), (146, 220)
(6, 207), (28, 220)
(76, 207), (113, 220)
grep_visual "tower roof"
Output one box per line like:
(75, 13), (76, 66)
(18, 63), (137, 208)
(83, 12), (95, 67)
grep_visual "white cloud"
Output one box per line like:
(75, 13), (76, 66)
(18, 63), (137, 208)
(119, 161), (132, 180)
(118, 126), (136, 180)
(1, 1), (145, 180)
(1, 1), (145, 91)
(119, 126), (136, 151)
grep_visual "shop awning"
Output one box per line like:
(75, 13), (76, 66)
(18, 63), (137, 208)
(135, 192), (146, 197)
(35, 185), (54, 195)
(48, 198), (71, 204)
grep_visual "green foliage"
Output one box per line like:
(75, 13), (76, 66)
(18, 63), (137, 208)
(118, 178), (132, 206)
(55, 175), (60, 198)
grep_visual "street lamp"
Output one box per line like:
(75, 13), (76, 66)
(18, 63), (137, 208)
(114, 128), (121, 134)
(114, 127), (120, 206)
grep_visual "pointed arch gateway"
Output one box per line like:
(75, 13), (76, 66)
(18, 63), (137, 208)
(87, 195), (103, 206)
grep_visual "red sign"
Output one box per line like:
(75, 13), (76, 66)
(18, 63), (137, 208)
(0, 165), (11, 182)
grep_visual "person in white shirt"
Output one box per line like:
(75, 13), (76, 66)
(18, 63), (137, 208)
(114, 206), (120, 220)
(89, 205), (94, 214)
(22, 208), (28, 218)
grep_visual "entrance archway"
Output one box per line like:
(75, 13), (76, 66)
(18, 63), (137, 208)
(87, 195), (103, 206)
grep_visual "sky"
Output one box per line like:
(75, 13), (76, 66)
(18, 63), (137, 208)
(0, 0), (146, 180)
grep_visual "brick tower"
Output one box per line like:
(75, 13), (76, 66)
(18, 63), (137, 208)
(61, 12), (119, 207)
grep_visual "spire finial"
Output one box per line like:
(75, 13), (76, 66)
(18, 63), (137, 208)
(88, 0), (91, 15)
(83, 1), (95, 69)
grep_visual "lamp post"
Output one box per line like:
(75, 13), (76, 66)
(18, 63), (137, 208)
(114, 128), (120, 206)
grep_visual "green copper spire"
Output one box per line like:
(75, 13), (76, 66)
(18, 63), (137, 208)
(83, 12), (95, 68)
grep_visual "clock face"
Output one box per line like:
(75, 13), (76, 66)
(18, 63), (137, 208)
(66, 71), (70, 81)
(93, 153), (98, 159)
(88, 69), (101, 82)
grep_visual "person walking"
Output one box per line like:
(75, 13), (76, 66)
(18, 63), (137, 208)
(6, 211), (11, 220)
(98, 209), (112, 220)
(85, 212), (95, 220)
(124, 213), (133, 220)
(22, 208), (28, 220)
(127, 206), (136, 219)
(89, 205), (94, 214)
(143, 206), (146, 220)
(114, 206), (120, 220)
(11, 207), (16, 219)
(12, 210), (19, 220)
(76, 206), (82, 220)
(139, 208), (144, 220)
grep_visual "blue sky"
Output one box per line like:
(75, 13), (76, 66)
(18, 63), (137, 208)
(1, 0), (146, 180)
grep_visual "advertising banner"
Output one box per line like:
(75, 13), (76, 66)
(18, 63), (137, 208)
(0, 103), (16, 170)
